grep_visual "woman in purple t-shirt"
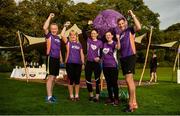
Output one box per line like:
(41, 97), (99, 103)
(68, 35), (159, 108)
(82, 20), (103, 102)
(61, 25), (85, 101)
(117, 10), (141, 112)
(102, 31), (120, 106)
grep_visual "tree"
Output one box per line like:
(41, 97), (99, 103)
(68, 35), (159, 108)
(0, 0), (21, 46)
(0, 0), (165, 68)
(164, 23), (180, 32)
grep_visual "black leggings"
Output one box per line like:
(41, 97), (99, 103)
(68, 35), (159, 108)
(85, 61), (102, 94)
(66, 63), (82, 85)
(103, 67), (119, 99)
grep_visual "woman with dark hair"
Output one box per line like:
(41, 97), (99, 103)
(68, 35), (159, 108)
(82, 20), (103, 102)
(61, 24), (85, 101)
(102, 31), (120, 106)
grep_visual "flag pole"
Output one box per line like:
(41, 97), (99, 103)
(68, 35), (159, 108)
(139, 27), (153, 85)
(17, 31), (29, 83)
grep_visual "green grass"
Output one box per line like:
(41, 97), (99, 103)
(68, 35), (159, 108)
(0, 67), (180, 115)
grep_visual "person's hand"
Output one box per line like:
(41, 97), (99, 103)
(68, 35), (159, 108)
(128, 10), (135, 18)
(116, 34), (120, 40)
(88, 20), (93, 25)
(94, 57), (100, 62)
(64, 21), (71, 27)
(82, 64), (85, 70)
(49, 13), (55, 18)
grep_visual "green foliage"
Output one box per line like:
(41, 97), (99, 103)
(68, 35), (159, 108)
(0, 0), (178, 67)
(0, 63), (13, 72)
(164, 23), (180, 32)
(1, 67), (180, 114)
(0, 0), (160, 42)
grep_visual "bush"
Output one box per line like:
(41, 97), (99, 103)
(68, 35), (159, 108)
(158, 61), (173, 67)
(0, 63), (13, 72)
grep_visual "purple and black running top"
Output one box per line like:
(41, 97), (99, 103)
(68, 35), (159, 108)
(45, 33), (61, 59)
(119, 27), (136, 58)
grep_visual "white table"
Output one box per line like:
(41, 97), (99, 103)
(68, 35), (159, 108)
(177, 69), (180, 84)
(10, 67), (66, 79)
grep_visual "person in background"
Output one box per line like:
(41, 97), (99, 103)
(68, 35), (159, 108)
(149, 51), (158, 83)
(61, 24), (85, 101)
(43, 13), (63, 103)
(117, 10), (141, 112)
(102, 31), (120, 106)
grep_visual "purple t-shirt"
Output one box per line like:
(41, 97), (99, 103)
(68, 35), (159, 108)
(45, 33), (61, 58)
(102, 41), (118, 68)
(119, 27), (136, 58)
(67, 41), (82, 64)
(87, 38), (103, 62)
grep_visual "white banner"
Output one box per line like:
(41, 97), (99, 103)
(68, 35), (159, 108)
(177, 70), (180, 84)
(10, 67), (66, 79)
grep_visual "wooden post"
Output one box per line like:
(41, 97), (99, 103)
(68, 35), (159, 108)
(17, 31), (29, 83)
(100, 72), (104, 91)
(100, 79), (103, 91)
(172, 53), (178, 81)
(139, 27), (153, 85)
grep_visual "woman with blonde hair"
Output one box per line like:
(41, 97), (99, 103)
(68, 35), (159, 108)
(61, 23), (85, 101)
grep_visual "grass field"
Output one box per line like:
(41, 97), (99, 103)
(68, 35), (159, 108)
(0, 67), (180, 115)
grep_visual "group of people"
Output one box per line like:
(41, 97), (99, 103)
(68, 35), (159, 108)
(43, 10), (141, 112)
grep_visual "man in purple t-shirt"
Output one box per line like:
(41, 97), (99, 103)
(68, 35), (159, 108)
(117, 10), (141, 112)
(43, 13), (63, 103)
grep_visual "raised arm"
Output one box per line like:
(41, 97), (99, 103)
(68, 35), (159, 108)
(60, 51), (63, 64)
(43, 13), (55, 35)
(60, 21), (71, 44)
(80, 49), (85, 64)
(82, 20), (93, 40)
(115, 35), (120, 50)
(82, 24), (89, 40)
(128, 10), (141, 32)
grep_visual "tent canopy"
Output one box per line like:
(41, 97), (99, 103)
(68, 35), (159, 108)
(22, 24), (82, 45)
(151, 41), (178, 48)
(135, 33), (147, 44)
(22, 34), (45, 46)
(0, 46), (20, 51)
(65, 24), (82, 37)
(0, 24), (179, 51)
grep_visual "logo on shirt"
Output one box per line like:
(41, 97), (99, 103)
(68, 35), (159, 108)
(91, 44), (97, 50)
(55, 39), (60, 43)
(103, 48), (110, 54)
(72, 45), (80, 50)
(120, 33), (125, 40)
